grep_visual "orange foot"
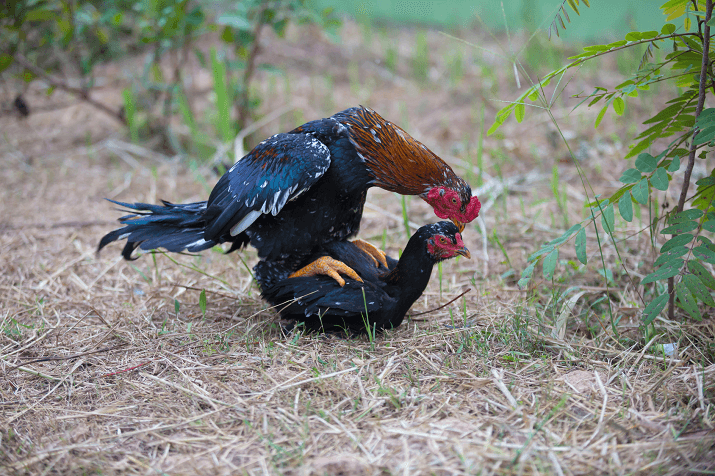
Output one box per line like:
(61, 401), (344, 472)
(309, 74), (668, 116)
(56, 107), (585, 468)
(352, 239), (388, 268)
(289, 256), (363, 287)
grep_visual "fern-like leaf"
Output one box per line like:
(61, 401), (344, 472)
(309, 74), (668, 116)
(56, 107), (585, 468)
(547, 0), (590, 40)
(638, 42), (655, 70)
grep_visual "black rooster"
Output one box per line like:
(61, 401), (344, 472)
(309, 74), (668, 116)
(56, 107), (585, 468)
(98, 106), (480, 288)
(262, 221), (470, 334)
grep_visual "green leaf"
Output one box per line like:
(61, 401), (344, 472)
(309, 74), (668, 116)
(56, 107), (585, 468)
(643, 103), (687, 124)
(703, 219), (715, 233)
(584, 45), (611, 53)
(613, 97), (625, 116)
(589, 198), (609, 211)
(670, 209), (703, 222)
(667, 156), (681, 172)
(650, 167), (670, 191)
(676, 281), (701, 320)
(688, 260), (715, 290)
(661, 23), (676, 34)
(709, 16), (715, 28)
(514, 101), (525, 123)
(575, 228), (587, 265)
(543, 249), (559, 280)
(642, 264), (682, 284)
(654, 246), (689, 266)
(601, 203), (615, 234)
(661, 220), (698, 234)
(528, 245), (555, 262)
(566, 0), (580, 15)
(693, 126), (715, 145)
(199, 289), (207, 317)
(547, 224), (582, 246)
(625, 137), (654, 159)
(609, 184), (634, 204)
(635, 153), (657, 173)
(661, 233), (694, 253)
(595, 104), (608, 128)
(618, 193), (633, 222)
(632, 178), (650, 204)
(598, 267), (614, 283)
(487, 112), (508, 135)
(518, 262), (536, 289)
(642, 293), (668, 326)
(174, 299), (181, 314)
(620, 168), (642, 184)
(625, 31), (642, 41)
(695, 108), (715, 126)
(683, 274), (715, 307)
(693, 245), (715, 264)
(0, 54), (12, 73)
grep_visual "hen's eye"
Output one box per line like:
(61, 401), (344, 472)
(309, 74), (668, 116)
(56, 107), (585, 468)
(451, 197), (457, 204)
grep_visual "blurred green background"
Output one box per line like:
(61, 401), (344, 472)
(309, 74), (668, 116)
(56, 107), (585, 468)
(315, 0), (663, 41)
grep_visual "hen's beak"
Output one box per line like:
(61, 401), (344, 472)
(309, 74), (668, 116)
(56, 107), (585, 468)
(451, 219), (466, 232)
(456, 246), (471, 259)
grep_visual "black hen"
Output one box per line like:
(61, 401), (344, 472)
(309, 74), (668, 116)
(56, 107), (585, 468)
(98, 106), (480, 288)
(261, 222), (470, 334)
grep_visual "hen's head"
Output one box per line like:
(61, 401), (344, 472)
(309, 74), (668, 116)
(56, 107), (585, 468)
(422, 222), (471, 262)
(424, 186), (481, 232)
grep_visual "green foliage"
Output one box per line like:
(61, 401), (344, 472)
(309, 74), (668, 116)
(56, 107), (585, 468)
(1, 0), (339, 155)
(199, 289), (207, 318)
(497, 0), (714, 326)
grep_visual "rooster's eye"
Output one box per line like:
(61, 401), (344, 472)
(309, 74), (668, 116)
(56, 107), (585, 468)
(451, 197), (457, 204)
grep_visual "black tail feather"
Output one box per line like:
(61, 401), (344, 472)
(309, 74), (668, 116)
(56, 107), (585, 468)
(98, 199), (220, 258)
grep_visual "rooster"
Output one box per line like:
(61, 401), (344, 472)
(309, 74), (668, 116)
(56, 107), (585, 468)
(98, 106), (481, 288)
(262, 221), (470, 333)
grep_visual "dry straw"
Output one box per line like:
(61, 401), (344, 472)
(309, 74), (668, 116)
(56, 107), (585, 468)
(1, 19), (714, 475)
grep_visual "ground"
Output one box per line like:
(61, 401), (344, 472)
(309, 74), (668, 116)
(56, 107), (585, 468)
(1, 18), (714, 475)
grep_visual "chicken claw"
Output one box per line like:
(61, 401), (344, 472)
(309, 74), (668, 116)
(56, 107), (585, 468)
(289, 256), (363, 287)
(352, 239), (388, 268)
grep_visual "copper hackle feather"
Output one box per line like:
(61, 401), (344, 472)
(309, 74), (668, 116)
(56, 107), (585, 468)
(342, 106), (467, 199)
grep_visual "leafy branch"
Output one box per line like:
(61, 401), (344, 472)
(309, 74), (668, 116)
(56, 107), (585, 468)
(497, 0), (715, 329)
(11, 52), (126, 124)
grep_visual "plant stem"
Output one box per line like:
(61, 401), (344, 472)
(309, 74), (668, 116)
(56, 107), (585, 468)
(236, 7), (268, 130)
(669, 0), (712, 320)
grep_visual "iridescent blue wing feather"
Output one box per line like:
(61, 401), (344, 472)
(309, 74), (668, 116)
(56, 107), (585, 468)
(204, 133), (331, 240)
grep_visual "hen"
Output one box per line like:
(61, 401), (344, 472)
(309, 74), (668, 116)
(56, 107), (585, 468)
(98, 106), (480, 288)
(262, 221), (469, 334)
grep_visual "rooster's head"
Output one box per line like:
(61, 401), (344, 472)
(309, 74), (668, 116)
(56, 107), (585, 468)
(424, 186), (480, 232)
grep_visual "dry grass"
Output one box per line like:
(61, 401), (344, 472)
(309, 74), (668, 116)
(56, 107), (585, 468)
(1, 18), (714, 475)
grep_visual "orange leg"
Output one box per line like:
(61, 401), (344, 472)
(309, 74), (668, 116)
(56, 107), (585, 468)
(352, 239), (388, 268)
(289, 256), (363, 287)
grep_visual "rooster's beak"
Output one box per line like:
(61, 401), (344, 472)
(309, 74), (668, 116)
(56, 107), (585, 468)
(451, 219), (466, 232)
(456, 246), (471, 259)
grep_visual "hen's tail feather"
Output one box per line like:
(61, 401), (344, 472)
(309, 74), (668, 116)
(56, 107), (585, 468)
(98, 199), (243, 259)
